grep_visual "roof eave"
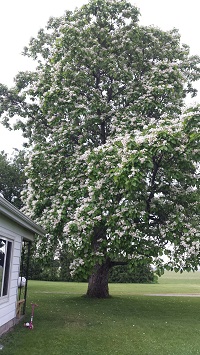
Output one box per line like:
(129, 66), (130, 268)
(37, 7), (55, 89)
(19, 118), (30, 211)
(0, 196), (46, 236)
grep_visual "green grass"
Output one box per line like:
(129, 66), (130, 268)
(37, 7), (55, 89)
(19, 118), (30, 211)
(1, 271), (200, 355)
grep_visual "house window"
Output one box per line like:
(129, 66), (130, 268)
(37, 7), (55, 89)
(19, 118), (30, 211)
(0, 238), (12, 297)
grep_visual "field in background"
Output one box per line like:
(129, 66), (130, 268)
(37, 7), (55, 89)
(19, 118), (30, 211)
(110, 270), (200, 296)
(1, 271), (200, 355)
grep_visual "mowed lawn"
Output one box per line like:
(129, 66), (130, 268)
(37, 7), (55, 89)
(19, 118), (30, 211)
(1, 272), (200, 355)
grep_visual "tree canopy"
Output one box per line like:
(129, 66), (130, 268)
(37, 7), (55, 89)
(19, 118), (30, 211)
(0, 0), (200, 297)
(0, 150), (26, 208)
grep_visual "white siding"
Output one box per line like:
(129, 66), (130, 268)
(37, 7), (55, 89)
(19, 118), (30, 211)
(0, 197), (43, 335)
(0, 294), (17, 318)
(1, 309), (16, 328)
(12, 263), (20, 274)
(0, 218), (23, 328)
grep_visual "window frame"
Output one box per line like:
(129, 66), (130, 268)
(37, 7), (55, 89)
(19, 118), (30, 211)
(0, 236), (13, 299)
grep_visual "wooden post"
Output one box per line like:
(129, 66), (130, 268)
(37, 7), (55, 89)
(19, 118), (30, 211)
(16, 299), (25, 318)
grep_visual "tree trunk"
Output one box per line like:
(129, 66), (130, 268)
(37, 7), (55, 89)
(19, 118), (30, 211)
(86, 260), (110, 298)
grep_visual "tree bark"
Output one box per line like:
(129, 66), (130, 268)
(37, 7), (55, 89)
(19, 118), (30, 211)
(86, 259), (111, 298)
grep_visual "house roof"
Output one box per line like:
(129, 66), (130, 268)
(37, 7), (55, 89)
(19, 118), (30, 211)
(0, 196), (45, 237)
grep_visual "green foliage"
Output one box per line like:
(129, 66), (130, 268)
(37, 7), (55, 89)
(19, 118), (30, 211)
(0, 150), (26, 208)
(27, 251), (156, 284)
(58, 249), (74, 282)
(26, 247), (85, 282)
(109, 264), (157, 283)
(0, 0), (200, 296)
(28, 257), (60, 282)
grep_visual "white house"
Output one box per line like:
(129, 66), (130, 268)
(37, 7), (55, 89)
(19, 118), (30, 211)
(0, 196), (45, 336)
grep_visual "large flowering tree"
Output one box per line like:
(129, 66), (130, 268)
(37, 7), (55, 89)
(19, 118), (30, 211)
(1, 0), (200, 297)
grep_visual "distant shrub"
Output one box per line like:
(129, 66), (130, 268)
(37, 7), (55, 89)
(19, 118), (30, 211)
(109, 264), (158, 283)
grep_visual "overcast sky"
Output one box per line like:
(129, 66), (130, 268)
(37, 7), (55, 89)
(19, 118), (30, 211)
(1, 0), (200, 154)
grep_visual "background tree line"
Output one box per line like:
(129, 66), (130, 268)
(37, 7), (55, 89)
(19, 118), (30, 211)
(0, 150), (26, 208)
(27, 248), (157, 284)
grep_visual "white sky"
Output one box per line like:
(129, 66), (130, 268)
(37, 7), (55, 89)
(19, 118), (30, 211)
(1, 0), (200, 154)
